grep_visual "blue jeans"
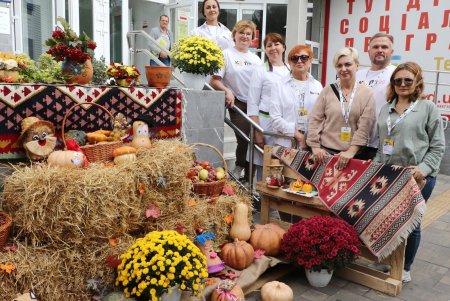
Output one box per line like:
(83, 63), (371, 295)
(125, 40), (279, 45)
(150, 57), (170, 66)
(404, 175), (436, 271)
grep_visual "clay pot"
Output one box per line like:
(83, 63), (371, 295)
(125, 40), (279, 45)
(145, 66), (172, 88)
(62, 59), (93, 85)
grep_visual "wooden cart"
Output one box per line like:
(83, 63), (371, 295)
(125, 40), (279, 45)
(255, 145), (405, 296)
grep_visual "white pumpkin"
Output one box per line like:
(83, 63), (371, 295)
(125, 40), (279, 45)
(261, 281), (293, 301)
(47, 150), (85, 168)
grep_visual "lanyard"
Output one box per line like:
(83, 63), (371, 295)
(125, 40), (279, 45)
(387, 100), (417, 136)
(337, 83), (356, 125)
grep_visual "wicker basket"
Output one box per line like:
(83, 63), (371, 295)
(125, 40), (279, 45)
(0, 211), (12, 247)
(62, 102), (122, 163)
(190, 143), (228, 197)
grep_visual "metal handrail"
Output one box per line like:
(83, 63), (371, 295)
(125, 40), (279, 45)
(126, 30), (186, 87)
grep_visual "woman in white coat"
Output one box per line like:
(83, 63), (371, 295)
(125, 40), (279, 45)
(190, 0), (234, 51)
(246, 33), (290, 181)
(270, 45), (323, 149)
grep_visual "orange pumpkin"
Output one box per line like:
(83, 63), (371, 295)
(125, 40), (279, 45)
(302, 181), (314, 193)
(220, 238), (254, 270)
(250, 223), (286, 256)
(289, 179), (303, 192)
(48, 150), (86, 168)
(211, 280), (245, 301)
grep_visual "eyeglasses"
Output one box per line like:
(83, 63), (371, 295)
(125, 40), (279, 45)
(392, 78), (414, 87)
(290, 55), (310, 63)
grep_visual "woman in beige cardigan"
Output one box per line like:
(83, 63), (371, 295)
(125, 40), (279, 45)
(306, 47), (376, 170)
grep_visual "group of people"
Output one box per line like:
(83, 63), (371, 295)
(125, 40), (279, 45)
(149, 0), (445, 284)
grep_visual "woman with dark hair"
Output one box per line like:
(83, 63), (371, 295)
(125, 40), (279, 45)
(246, 33), (290, 181)
(270, 44), (323, 150)
(191, 0), (234, 50)
(210, 20), (262, 182)
(375, 62), (445, 283)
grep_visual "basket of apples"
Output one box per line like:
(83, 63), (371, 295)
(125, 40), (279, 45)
(187, 143), (227, 197)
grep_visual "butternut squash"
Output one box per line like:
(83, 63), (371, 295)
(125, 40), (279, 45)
(229, 202), (251, 241)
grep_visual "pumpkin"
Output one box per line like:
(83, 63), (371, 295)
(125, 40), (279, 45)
(64, 130), (87, 146)
(302, 181), (314, 193)
(250, 223), (286, 256)
(220, 238), (254, 270)
(211, 279), (245, 301)
(229, 202), (251, 241)
(113, 146), (137, 165)
(86, 132), (108, 144)
(48, 150), (86, 168)
(261, 281), (293, 301)
(289, 179), (303, 192)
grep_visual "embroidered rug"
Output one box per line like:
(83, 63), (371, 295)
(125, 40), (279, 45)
(272, 145), (426, 259)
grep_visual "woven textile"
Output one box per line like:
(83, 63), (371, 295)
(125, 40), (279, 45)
(0, 84), (182, 158)
(272, 145), (426, 259)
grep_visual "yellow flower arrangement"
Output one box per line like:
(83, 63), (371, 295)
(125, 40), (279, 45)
(116, 230), (209, 301)
(170, 36), (224, 76)
(106, 62), (141, 85)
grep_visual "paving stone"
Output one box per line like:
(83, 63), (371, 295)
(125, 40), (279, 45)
(341, 282), (370, 296)
(363, 290), (404, 301)
(415, 241), (450, 268)
(439, 212), (450, 223)
(397, 282), (450, 301)
(422, 227), (450, 247)
(427, 220), (450, 231)
(433, 281), (450, 295)
(406, 260), (448, 289)
(325, 289), (372, 301)
(300, 289), (329, 301)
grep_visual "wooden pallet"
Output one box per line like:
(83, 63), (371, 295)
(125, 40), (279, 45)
(255, 145), (404, 296)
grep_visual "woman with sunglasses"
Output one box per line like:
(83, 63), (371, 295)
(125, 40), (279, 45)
(375, 62), (445, 283)
(246, 33), (290, 182)
(269, 45), (323, 149)
(307, 47), (375, 169)
(210, 20), (262, 183)
(191, 0), (234, 50)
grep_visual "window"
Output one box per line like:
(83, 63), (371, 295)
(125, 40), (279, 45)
(21, 0), (53, 60)
(266, 4), (287, 37)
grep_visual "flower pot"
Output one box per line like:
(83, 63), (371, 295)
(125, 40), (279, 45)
(0, 70), (20, 82)
(183, 72), (205, 90)
(62, 59), (93, 85)
(305, 268), (333, 287)
(145, 65), (172, 88)
(160, 285), (181, 301)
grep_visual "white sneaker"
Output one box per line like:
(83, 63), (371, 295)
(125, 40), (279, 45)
(402, 270), (411, 283)
(232, 166), (244, 179)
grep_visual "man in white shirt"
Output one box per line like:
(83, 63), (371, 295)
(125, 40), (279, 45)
(149, 15), (173, 66)
(356, 33), (396, 160)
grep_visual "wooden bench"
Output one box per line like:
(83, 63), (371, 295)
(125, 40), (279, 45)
(255, 145), (405, 296)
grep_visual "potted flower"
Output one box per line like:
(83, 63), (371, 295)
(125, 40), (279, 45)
(0, 52), (24, 82)
(170, 36), (224, 89)
(280, 216), (361, 287)
(115, 230), (209, 301)
(106, 62), (141, 86)
(44, 17), (96, 84)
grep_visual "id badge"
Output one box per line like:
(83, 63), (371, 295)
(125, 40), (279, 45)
(298, 108), (308, 117)
(383, 138), (394, 155)
(297, 112), (308, 130)
(340, 127), (351, 142)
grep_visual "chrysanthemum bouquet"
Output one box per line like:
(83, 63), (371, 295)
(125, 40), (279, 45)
(106, 62), (141, 85)
(281, 216), (361, 273)
(170, 36), (224, 76)
(116, 230), (208, 301)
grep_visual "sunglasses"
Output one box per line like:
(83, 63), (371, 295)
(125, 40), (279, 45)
(290, 55), (310, 63)
(392, 78), (414, 87)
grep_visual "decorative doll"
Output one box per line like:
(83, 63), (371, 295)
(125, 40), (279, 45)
(131, 119), (152, 149)
(13, 291), (38, 301)
(18, 116), (57, 161)
(195, 229), (225, 275)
